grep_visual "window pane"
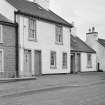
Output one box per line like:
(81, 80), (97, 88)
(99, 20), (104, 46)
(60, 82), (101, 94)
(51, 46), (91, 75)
(0, 26), (2, 42)
(50, 52), (56, 67)
(56, 25), (63, 43)
(87, 54), (92, 67)
(29, 19), (36, 40)
(63, 53), (67, 68)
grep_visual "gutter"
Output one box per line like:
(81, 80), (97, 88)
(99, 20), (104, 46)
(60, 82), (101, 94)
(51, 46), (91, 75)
(15, 11), (73, 28)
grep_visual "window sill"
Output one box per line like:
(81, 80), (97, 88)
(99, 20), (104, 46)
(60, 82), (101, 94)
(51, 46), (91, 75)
(62, 66), (67, 69)
(55, 41), (63, 45)
(87, 66), (92, 68)
(28, 38), (37, 42)
(50, 66), (57, 69)
(0, 41), (4, 44)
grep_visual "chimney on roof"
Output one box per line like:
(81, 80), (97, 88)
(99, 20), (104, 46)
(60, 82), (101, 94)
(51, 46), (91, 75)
(34, 0), (49, 10)
(86, 27), (98, 48)
(70, 22), (77, 37)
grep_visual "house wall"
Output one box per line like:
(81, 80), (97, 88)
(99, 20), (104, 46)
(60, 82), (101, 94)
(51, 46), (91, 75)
(95, 42), (105, 71)
(81, 53), (96, 72)
(0, 0), (17, 22)
(0, 24), (16, 78)
(86, 33), (105, 71)
(16, 15), (70, 76)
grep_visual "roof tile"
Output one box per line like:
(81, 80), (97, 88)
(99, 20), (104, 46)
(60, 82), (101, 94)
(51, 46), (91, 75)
(7, 0), (72, 27)
(71, 35), (96, 53)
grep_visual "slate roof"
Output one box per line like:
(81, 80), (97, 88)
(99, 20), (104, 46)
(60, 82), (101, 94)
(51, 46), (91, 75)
(71, 35), (96, 53)
(7, 0), (72, 27)
(98, 38), (105, 47)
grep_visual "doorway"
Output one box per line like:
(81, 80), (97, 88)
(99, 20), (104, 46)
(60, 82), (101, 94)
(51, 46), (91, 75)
(34, 50), (41, 76)
(71, 54), (75, 73)
(24, 49), (32, 77)
(77, 53), (81, 72)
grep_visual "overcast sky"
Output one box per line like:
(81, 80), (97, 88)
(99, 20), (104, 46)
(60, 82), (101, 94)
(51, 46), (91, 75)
(30, 0), (105, 40)
(50, 0), (105, 40)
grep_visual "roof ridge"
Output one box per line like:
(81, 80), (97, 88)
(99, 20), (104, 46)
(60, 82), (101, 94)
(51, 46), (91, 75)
(7, 0), (72, 27)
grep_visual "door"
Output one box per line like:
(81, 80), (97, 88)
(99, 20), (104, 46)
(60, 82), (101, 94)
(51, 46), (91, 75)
(0, 51), (3, 72)
(34, 50), (41, 76)
(24, 49), (32, 77)
(71, 54), (75, 73)
(77, 53), (81, 72)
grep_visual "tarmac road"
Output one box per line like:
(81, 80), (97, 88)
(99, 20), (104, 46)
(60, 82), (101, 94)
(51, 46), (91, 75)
(0, 72), (105, 105)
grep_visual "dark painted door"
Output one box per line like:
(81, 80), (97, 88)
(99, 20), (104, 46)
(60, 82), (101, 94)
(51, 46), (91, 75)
(77, 53), (81, 72)
(35, 51), (41, 76)
(71, 54), (75, 73)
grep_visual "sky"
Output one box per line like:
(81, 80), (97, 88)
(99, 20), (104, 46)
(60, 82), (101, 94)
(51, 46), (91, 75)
(30, 0), (105, 40)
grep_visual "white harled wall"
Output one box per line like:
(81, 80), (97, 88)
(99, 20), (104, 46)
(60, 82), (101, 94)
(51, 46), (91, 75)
(86, 32), (105, 71)
(81, 53), (96, 72)
(16, 15), (71, 76)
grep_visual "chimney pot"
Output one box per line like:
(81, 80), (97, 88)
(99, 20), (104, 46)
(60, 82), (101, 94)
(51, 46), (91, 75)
(92, 27), (95, 32)
(89, 28), (91, 33)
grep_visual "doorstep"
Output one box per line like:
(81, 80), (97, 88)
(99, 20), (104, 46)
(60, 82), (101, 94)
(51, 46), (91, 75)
(0, 77), (36, 83)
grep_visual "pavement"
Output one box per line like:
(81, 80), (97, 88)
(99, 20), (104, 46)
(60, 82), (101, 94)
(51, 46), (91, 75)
(0, 72), (105, 97)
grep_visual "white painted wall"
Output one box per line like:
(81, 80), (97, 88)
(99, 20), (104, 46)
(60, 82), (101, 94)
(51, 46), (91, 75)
(81, 53), (96, 72)
(0, 0), (17, 22)
(95, 42), (105, 71)
(86, 33), (105, 71)
(16, 15), (71, 76)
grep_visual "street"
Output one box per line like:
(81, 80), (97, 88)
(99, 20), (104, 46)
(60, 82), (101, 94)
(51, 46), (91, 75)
(0, 72), (105, 105)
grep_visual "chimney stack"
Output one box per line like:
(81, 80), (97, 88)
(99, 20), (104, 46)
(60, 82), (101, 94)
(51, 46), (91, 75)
(70, 22), (77, 37)
(34, 0), (49, 10)
(86, 27), (98, 47)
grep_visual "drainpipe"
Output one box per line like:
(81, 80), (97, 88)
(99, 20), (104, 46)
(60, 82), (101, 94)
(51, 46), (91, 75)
(14, 12), (19, 78)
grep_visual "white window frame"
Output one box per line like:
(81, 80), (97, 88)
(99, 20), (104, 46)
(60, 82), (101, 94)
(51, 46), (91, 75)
(0, 25), (3, 43)
(62, 52), (67, 69)
(0, 49), (4, 72)
(55, 25), (63, 45)
(50, 51), (57, 69)
(87, 53), (92, 68)
(28, 18), (37, 41)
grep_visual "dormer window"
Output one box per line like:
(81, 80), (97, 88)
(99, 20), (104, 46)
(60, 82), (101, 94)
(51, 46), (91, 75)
(29, 18), (37, 41)
(55, 25), (63, 44)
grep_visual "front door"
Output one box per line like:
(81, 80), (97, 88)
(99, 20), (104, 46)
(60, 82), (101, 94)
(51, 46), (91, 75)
(77, 53), (81, 72)
(24, 49), (32, 77)
(0, 51), (3, 72)
(71, 54), (75, 73)
(34, 50), (41, 76)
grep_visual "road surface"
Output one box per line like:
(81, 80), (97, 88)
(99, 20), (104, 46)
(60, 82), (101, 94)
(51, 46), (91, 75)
(0, 78), (105, 105)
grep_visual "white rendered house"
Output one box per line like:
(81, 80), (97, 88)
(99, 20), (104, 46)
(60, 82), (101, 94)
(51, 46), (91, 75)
(0, 0), (72, 77)
(86, 27), (105, 72)
(71, 35), (96, 73)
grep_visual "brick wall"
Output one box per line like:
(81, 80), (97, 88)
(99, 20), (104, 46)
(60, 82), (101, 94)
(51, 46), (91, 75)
(0, 24), (16, 78)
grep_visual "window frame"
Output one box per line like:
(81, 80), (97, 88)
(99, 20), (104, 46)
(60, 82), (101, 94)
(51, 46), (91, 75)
(87, 53), (92, 68)
(62, 52), (67, 69)
(50, 51), (57, 69)
(0, 25), (3, 43)
(28, 18), (37, 41)
(55, 24), (63, 45)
